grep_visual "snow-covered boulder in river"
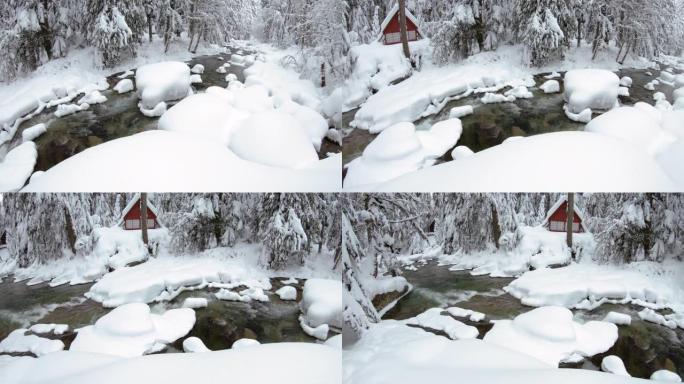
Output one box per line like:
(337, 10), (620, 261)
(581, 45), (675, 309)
(135, 62), (191, 109)
(564, 69), (619, 113)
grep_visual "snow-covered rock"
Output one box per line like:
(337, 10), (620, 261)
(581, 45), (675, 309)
(278, 102), (329, 151)
(651, 370), (682, 382)
(182, 298), (208, 309)
(0, 329), (64, 356)
(301, 278), (342, 329)
(540, 80), (560, 94)
(483, 306), (618, 366)
(182, 336), (210, 353)
(190, 64), (204, 74)
(78, 90), (107, 105)
(601, 355), (630, 376)
(619, 76), (633, 87)
(113, 79), (134, 94)
(416, 119), (463, 159)
(450, 145), (474, 160)
(638, 308), (677, 329)
(21, 123), (47, 143)
(299, 315), (329, 340)
(405, 308), (479, 340)
(0, 141), (37, 192)
(276, 285), (297, 301)
(70, 303), (195, 357)
(505, 86), (533, 99)
(189, 74), (202, 84)
(449, 105), (474, 118)
(563, 105), (593, 123)
(618, 86), (630, 97)
(139, 101), (167, 117)
(481, 92), (516, 104)
(564, 69), (619, 113)
(602, 311), (631, 326)
(55, 103), (89, 117)
(135, 62), (191, 109)
(231, 338), (260, 349)
(29, 323), (68, 335)
(445, 307), (485, 322)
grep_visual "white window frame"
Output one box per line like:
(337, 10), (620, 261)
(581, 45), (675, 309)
(385, 32), (401, 44)
(549, 220), (565, 231)
(126, 219), (141, 230)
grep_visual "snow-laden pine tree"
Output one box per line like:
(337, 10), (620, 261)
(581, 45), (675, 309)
(83, 0), (147, 67)
(516, 0), (575, 66)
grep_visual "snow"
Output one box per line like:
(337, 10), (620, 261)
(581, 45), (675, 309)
(138, 101), (166, 117)
(505, 85), (534, 99)
(21, 123), (46, 143)
(301, 278), (342, 329)
(276, 285), (297, 300)
(113, 79), (134, 94)
(70, 303), (195, 357)
(483, 306), (618, 366)
(638, 308), (677, 329)
(21, 130), (341, 192)
(77, 90), (107, 105)
(0, 141), (37, 192)
(181, 298), (208, 309)
(1, 343), (340, 384)
(242, 59), (321, 112)
(92, 226), (167, 271)
(135, 61), (191, 109)
(182, 336), (210, 353)
(404, 308), (479, 340)
(651, 370), (682, 382)
(618, 86), (630, 97)
(450, 145), (474, 160)
(277, 101), (329, 151)
(54, 103), (89, 117)
(299, 315), (329, 340)
(189, 74), (202, 84)
(602, 311), (631, 326)
(481, 92), (516, 104)
(540, 80), (560, 94)
(563, 69), (619, 113)
(0, 329), (64, 356)
(228, 110), (320, 169)
(29, 323), (68, 335)
(416, 119), (463, 158)
(190, 64), (204, 74)
(446, 306), (485, 322)
(563, 105), (593, 123)
(231, 338), (260, 349)
(619, 76), (633, 87)
(367, 131), (677, 192)
(601, 355), (630, 376)
(449, 105), (474, 118)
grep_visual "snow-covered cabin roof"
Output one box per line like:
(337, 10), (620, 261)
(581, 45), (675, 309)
(541, 195), (587, 231)
(116, 193), (163, 228)
(379, 3), (425, 39)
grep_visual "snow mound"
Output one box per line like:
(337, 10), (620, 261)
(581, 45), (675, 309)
(0, 329), (64, 356)
(92, 226), (166, 270)
(651, 370), (682, 382)
(181, 298), (208, 309)
(602, 312), (631, 325)
(416, 119), (463, 158)
(135, 62), (191, 109)
(182, 336), (210, 353)
(278, 101), (329, 151)
(70, 303), (195, 357)
(481, 92), (516, 104)
(78, 90), (107, 105)
(55, 103), (89, 117)
(540, 80), (560, 94)
(601, 355), (630, 376)
(228, 110), (319, 169)
(563, 105), (592, 123)
(483, 306), (618, 366)
(276, 285), (297, 301)
(29, 323), (68, 335)
(638, 308), (677, 329)
(504, 86), (533, 99)
(564, 69), (619, 113)
(446, 307), (485, 322)
(619, 76), (633, 87)
(232, 338), (260, 349)
(21, 123), (47, 142)
(139, 101), (167, 117)
(404, 308), (479, 340)
(0, 141), (37, 192)
(449, 105), (474, 118)
(451, 145), (474, 160)
(113, 79), (134, 94)
(190, 64), (204, 74)
(301, 278), (342, 329)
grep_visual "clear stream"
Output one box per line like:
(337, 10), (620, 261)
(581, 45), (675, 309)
(384, 261), (684, 379)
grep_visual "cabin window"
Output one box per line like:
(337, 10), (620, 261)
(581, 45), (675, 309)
(407, 30), (417, 40)
(147, 219), (155, 228)
(126, 219), (141, 230)
(549, 220), (565, 231)
(572, 222), (580, 232)
(385, 32), (401, 44)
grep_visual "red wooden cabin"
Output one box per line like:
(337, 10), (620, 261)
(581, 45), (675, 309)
(379, 3), (423, 45)
(119, 194), (161, 230)
(542, 196), (586, 233)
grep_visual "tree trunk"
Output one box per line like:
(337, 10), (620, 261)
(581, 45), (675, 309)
(566, 193), (575, 256)
(147, 13), (154, 43)
(398, 0), (411, 62)
(141, 193), (149, 254)
(40, 0), (53, 60)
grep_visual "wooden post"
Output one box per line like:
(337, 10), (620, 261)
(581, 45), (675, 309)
(398, 0), (412, 62)
(320, 63), (326, 87)
(141, 193), (149, 254)
(566, 193), (575, 257)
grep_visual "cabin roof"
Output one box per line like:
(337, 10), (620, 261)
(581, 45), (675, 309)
(379, 3), (425, 38)
(541, 195), (587, 231)
(116, 193), (162, 227)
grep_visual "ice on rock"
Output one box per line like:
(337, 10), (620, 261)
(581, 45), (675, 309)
(416, 119), (463, 158)
(540, 80), (560, 94)
(231, 338), (260, 349)
(651, 370), (682, 382)
(181, 298), (208, 309)
(446, 307), (485, 322)
(564, 69), (619, 113)
(113, 79), (134, 94)
(29, 323), (68, 335)
(182, 336), (210, 353)
(70, 303), (195, 357)
(190, 64), (204, 74)
(55, 103), (89, 118)
(78, 90), (107, 105)
(135, 62), (191, 109)
(404, 308), (479, 340)
(158, 93), (248, 146)
(301, 278), (342, 329)
(620, 76), (633, 87)
(228, 110), (319, 169)
(483, 306), (618, 366)
(21, 123), (47, 142)
(139, 101), (167, 117)
(276, 285), (297, 301)
(449, 105), (474, 118)
(601, 355), (630, 376)
(0, 329), (64, 356)
(602, 311), (631, 325)
(451, 145), (474, 160)
(0, 141), (37, 192)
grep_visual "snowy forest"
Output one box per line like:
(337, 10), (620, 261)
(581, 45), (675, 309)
(0, 193), (339, 271)
(346, 0), (684, 66)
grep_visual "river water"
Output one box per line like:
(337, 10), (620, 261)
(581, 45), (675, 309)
(384, 261), (684, 379)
